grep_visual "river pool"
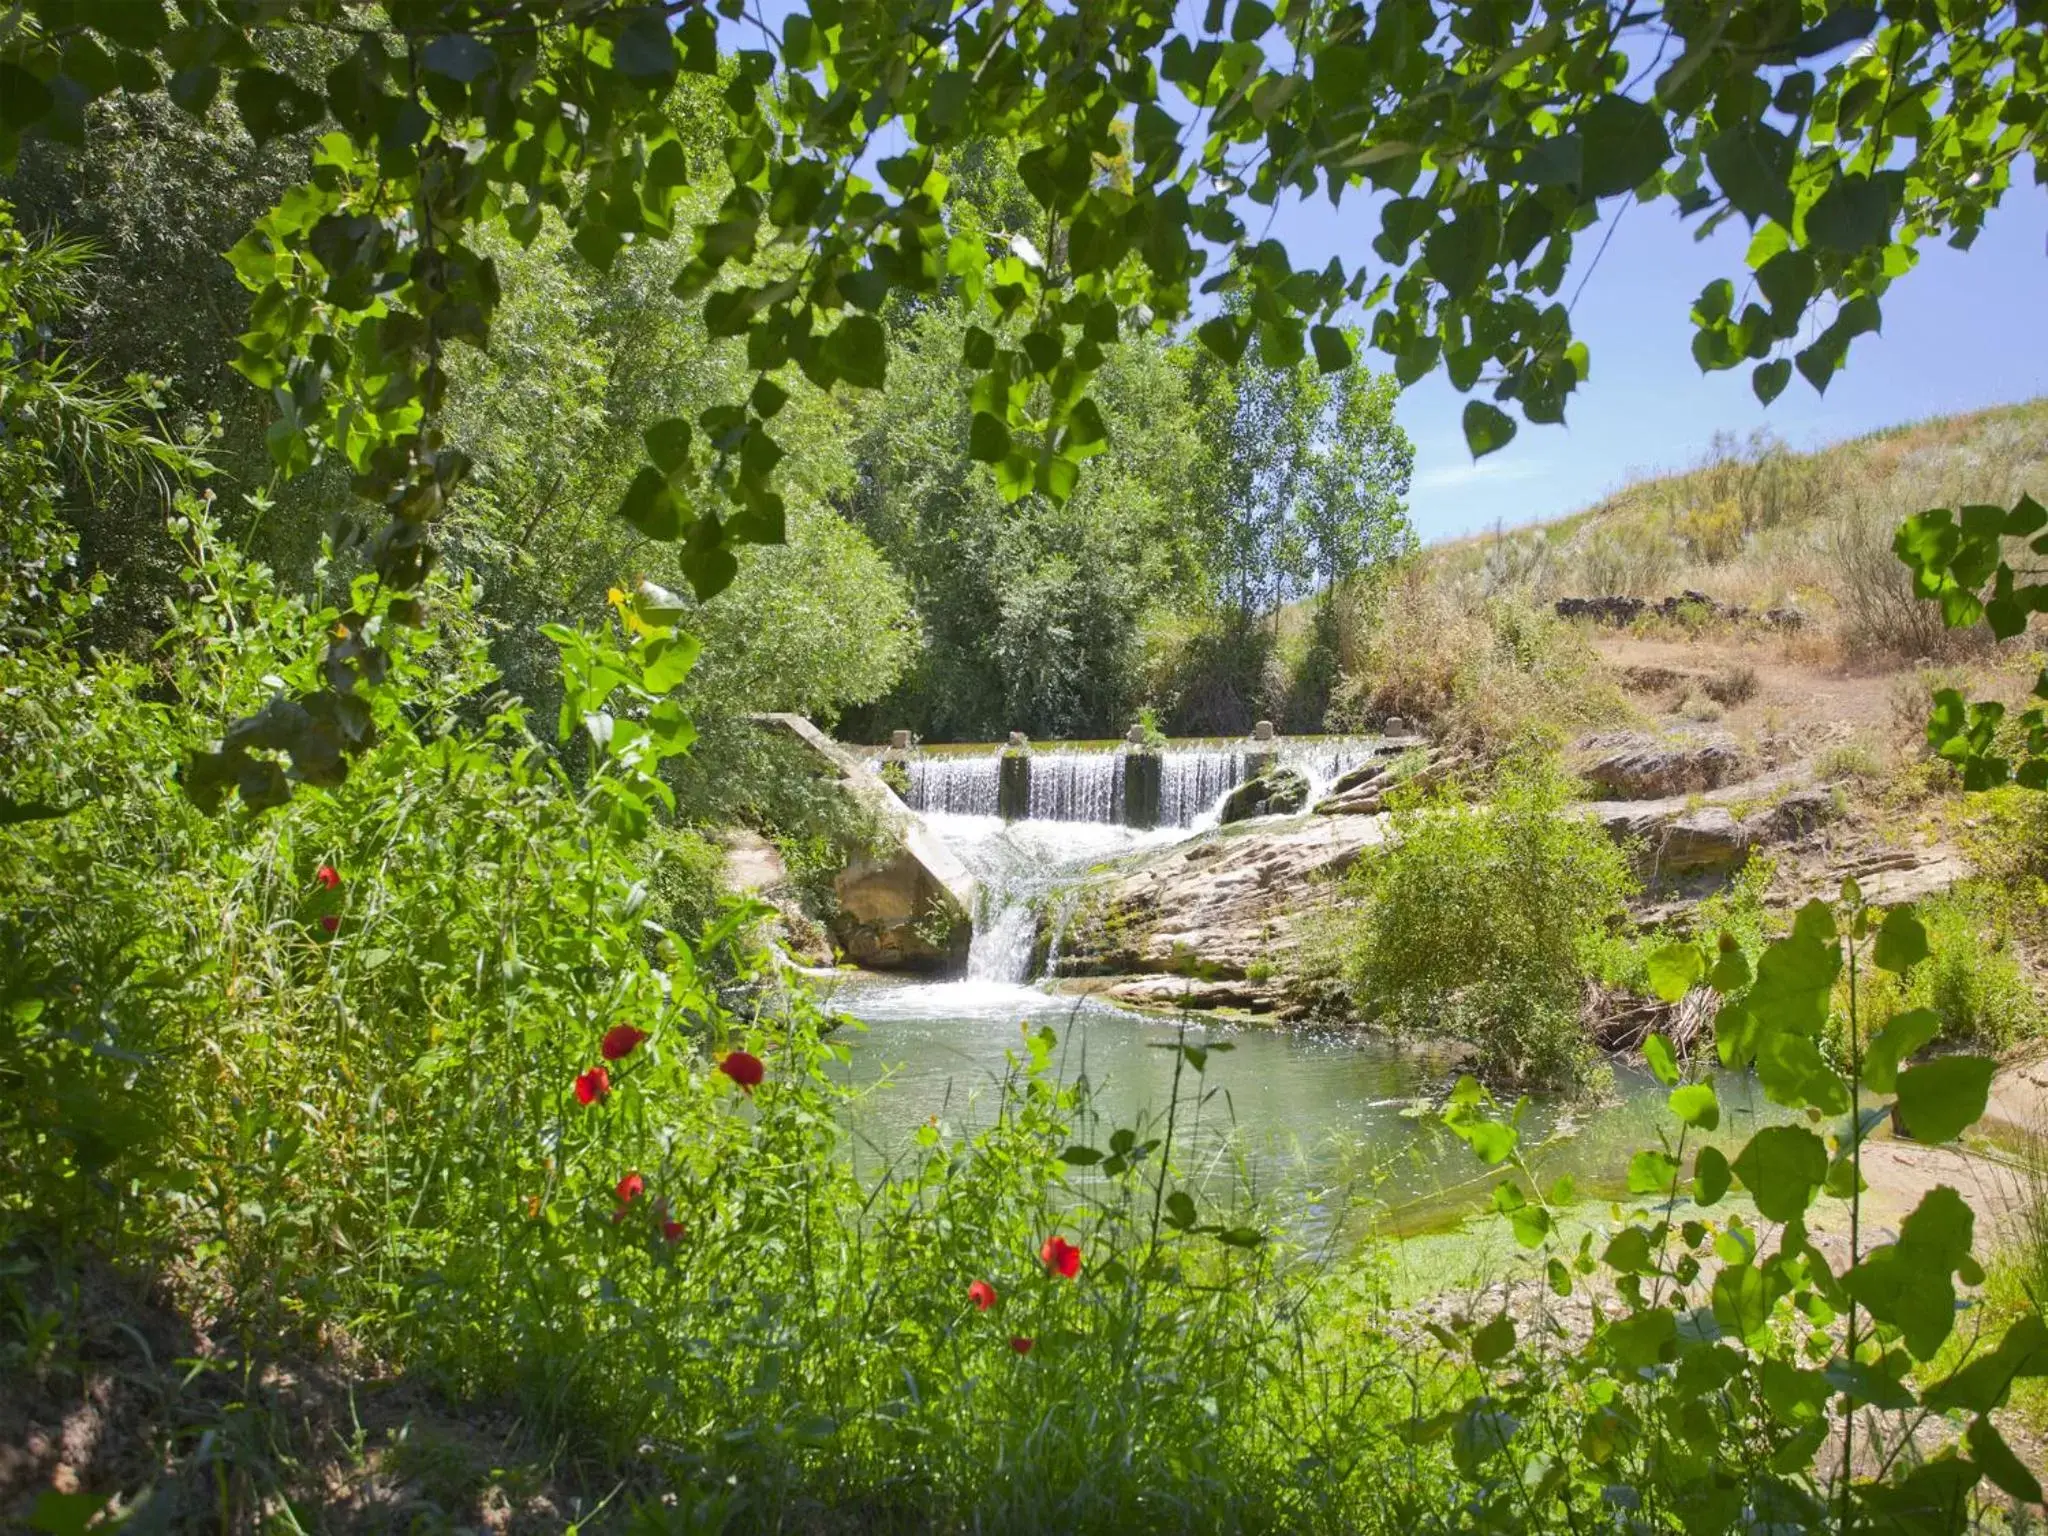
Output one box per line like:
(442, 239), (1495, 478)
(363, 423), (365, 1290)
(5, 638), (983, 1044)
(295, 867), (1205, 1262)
(813, 971), (1781, 1240)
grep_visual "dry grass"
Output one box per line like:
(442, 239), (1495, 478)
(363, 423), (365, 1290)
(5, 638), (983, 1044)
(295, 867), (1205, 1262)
(1419, 399), (2048, 661)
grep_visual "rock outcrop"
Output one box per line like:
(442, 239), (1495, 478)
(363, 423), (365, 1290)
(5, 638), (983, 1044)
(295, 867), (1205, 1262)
(1050, 814), (1389, 985)
(1218, 767), (1309, 824)
(1577, 731), (1745, 799)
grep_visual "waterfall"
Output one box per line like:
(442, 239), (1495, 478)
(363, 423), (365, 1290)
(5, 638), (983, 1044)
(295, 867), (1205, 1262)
(898, 738), (1398, 830)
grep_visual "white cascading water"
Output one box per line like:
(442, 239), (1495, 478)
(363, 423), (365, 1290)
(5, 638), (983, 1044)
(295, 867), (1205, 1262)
(890, 737), (1404, 986)
(897, 739), (1392, 830)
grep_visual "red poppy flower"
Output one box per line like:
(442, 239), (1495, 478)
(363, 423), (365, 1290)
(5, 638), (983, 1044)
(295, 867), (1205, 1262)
(615, 1172), (644, 1203)
(601, 1025), (648, 1061)
(968, 1279), (998, 1312)
(1039, 1235), (1082, 1279)
(315, 864), (341, 890)
(574, 1066), (610, 1105)
(718, 1050), (764, 1093)
(1009, 1336), (1034, 1355)
(662, 1220), (685, 1244)
(319, 915), (340, 935)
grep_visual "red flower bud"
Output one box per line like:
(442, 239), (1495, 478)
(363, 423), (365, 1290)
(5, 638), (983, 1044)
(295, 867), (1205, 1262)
(601, 1025), (648, 1061)
(315, 864), (341, 890)
(615, 1172), (644, 1204)
(1009, 1336), (1034, 1355)
(574, 1067), (610, 1106)
(319, 915), (339, 935)
(662, 1220), (685, 1244)
(968, 1279), (998, 1312)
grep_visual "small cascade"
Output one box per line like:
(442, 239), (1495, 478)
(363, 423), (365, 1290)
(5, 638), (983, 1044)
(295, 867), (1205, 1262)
(891, 736), (1406, 833)
(1158, 748), (1247, 826)
(902, 753), (1001, 816)
(1026, 751), (1123, 822)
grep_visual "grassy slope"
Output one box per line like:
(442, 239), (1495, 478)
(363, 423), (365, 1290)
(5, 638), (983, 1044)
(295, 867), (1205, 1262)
(1419, 397), (2048, 621)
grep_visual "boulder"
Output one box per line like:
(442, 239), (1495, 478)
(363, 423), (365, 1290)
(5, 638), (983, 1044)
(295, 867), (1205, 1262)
(1219, 767), (1310, 824)
(1578, 731), (1744, 799)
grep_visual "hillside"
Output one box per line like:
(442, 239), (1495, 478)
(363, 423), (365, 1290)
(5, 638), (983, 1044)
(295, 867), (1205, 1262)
(1424, 397), (2048, 652)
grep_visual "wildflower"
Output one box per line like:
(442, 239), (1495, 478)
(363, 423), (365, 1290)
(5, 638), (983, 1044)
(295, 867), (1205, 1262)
(615, 1172), (644, 1203)
(319, 915), (339, 935)
(968, 1279), (998, 1312)
(1039, 1235), (1082, 1279)
(574, 1066), (610, 1105)
(601, 1024), (648, 1061)
(315, 864), (340, 890)
(1009, 1337), (1034, 1355)
(718, 1050), (764, 1093)
(662, 1220), (685, 1244)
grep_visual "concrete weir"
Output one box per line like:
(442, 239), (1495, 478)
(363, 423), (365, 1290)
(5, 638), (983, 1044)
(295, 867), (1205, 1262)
(748, 713), (975, 973)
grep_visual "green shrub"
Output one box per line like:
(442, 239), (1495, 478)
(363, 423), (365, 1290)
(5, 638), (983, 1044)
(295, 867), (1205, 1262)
(1329, 752), (1638, 1087)
(1848, 885), (2044, 1054)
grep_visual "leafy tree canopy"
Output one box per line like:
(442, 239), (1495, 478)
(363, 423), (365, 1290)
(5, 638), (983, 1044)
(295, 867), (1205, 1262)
(2, 0), (2037, 796)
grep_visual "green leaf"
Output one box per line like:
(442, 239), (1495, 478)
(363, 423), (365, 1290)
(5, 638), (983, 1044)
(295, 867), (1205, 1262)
(1310, 325), (1352, 373)
(618, 467), (681, 540)
(1704, 121), (1795, 226)
(1845, 1185), (1975, 1360)
(1604, 1306), (1677, 1368)
(1643, 1030), (1680, 1085)
(1510, 1203), (1552, 1248)
(1472, 1313), (1515, 1364)
(824, 314), (887, 390)
(1059, 1144), (1103, 1166)
(1730, 1125), (1827, 1222)
(1669, 1083), (1719, 1131)
(1894, 1056), (1995, 1144)
(1165, 1189), (1198, 1228)
(1924, 1315), (2048, 1413)
(1864, 1008), (1939, 1093)
(1804, 172), (1894, 253)
(1752, 358), (1792, 405)
(1627, 1148), (1680, 1195)
(968, 411), (1012, 464)
(1603, 1225), (1653, 1273)
(1196, 316), (1248, 365)
(1646, 944), (1704, 1006)
(1968, 1415), (2043, 1504)
(1579, 96), (1671, 198)
(614, 10), (680, 80)
(0, 63), (53, 129)
(644, 417), (693, 475)
(1872, 907), (1930, 974)
(1461, 1120), (1518, 1165)
(1693, 1145), (1731, 1205)
(642, 634), (702, 693)
(962, 325), (997, 369)
(1462, 401), (1516, 458)
(1231, 0), (1275, 41)
(1712, 1262), (1774, 1339)
(422, 34), (495, 82)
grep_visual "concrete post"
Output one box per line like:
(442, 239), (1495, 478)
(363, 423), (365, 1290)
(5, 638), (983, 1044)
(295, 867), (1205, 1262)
(998, 744), (1031, 821)
(890, 729), (912, 750)
(1122, 749), (1161, 829)
(1252, 720), (1275, 741)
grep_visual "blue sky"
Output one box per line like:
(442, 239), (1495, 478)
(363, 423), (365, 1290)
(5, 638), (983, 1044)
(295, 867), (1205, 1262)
(1262, 188), (2048, 545)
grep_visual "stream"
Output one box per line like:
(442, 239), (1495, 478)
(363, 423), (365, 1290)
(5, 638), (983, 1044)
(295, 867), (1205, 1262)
(820, 742), (1778, 1240)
